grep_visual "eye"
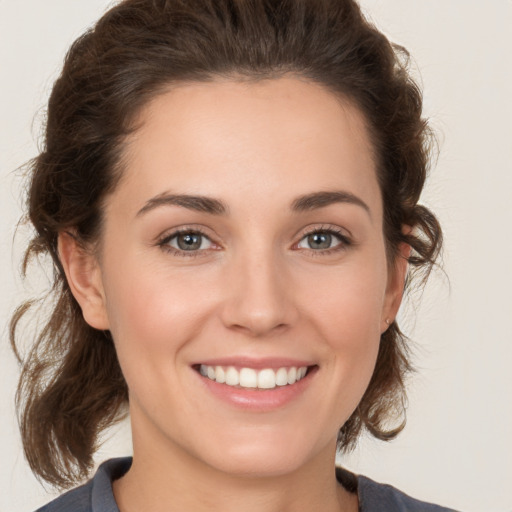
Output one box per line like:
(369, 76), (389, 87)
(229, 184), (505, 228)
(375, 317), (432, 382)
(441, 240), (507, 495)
(161, 230), (214, 253)
(296, 229), (348, 251)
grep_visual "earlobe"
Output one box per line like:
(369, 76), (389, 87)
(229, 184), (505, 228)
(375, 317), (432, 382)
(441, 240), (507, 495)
(382, 242), (411, 332)
(58, 231), (110, 330)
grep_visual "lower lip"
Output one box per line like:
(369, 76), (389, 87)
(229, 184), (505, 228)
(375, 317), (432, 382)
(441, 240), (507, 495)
(196, 368), (317, 412)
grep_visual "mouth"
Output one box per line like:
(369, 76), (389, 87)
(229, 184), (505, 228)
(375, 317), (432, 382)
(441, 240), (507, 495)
(193, 364), (317, 390)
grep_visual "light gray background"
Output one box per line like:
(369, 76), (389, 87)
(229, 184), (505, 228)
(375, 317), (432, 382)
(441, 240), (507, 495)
(1, 1), (511, 511)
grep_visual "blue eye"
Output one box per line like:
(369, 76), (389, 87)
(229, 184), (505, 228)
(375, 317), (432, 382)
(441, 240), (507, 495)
(297, 230), (346, 251)
(164, 231), (213, 252)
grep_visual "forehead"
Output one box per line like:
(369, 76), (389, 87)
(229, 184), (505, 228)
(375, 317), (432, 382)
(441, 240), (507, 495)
(114, 77), (381, 219)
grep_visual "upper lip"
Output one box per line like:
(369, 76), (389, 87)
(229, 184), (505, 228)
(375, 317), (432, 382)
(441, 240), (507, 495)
(193, 357), (316, 370)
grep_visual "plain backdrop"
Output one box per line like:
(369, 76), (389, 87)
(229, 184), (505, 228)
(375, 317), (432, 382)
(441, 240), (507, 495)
(1, 1), (511, 511)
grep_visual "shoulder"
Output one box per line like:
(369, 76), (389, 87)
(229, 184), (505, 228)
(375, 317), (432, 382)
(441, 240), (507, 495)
(35, 458), (132, 512)
(357, 474), (460, 512)
(35, 482), (92, 512)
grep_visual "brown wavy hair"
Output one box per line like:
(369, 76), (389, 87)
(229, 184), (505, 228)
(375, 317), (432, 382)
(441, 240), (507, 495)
(11, 0), (442, 489)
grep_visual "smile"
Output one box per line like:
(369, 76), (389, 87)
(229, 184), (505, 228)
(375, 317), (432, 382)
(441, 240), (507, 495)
(199, 365), (309, 389)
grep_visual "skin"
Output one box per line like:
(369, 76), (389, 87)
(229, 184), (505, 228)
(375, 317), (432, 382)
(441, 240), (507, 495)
(59, 77), (408, 512)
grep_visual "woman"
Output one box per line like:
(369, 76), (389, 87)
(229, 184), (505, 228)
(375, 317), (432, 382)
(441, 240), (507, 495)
(10, 0), (453, 510)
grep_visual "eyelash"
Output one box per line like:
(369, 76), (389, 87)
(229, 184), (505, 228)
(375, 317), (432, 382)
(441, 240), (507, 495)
(296, 226), (352, 256)
(157, 225), (352, 258)
(157, 227), (215, 258)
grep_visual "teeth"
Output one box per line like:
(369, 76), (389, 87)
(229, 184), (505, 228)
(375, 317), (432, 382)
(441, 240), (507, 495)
(225, 367), (239, 386)
(215, 366), (226, 384)
(199, 365), (309, 389)
(239, 368), (258, 388)
(275, 367), (288, 386)
(258, 369), (276, 389)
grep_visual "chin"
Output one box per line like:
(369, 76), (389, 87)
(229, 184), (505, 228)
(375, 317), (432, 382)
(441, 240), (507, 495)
(194, 426), (334, 479)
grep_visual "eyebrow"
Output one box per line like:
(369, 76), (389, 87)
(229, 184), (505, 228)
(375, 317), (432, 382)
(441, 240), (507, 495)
(136, 193), (228, 217)
(136, 189), (370, 218)
(291, 190), (371, 216)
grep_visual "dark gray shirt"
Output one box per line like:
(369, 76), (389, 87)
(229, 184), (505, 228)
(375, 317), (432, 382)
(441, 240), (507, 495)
(36, 457), (459, 512)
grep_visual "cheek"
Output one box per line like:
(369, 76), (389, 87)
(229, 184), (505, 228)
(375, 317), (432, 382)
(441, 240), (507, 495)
(100, 258), (214, 375)
(295, 257), (387, 400)
(297, 257), (388, 339)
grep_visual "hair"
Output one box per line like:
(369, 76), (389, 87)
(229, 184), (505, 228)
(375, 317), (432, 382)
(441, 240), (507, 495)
(11, 0), (442, 489)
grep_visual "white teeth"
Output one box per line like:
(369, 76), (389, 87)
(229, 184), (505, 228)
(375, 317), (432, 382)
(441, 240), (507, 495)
(258, 369), (276, 389)
(239, 368), (258, 388)
(215, 366), (225, 384)
(225, 367), (239, 386)
(199, 365), (309, 389)
(275, 367), (288, 386)
(287, 367), (297, 385)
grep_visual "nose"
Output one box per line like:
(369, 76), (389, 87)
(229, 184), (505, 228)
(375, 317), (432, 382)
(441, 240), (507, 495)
(219, 249), (298, 337)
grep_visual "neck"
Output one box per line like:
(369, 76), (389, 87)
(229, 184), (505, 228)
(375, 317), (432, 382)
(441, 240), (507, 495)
(113, 421), (357, 512)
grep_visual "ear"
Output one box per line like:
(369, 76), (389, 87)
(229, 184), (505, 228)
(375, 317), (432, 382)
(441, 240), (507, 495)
(381, 240), (411, 333)
(58, 231), (110, 330)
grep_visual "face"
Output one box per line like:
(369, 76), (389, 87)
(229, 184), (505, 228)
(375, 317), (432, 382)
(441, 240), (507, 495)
(65, 77), (405, 477)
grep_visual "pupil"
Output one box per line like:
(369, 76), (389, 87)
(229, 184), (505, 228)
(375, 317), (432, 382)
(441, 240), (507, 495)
(178, 233), (201, 250)
(308, 233), (331, 249)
